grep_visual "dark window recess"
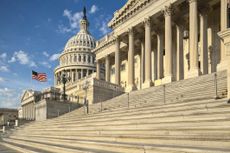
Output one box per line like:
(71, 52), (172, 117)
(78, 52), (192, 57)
(198, 61), (201, 69)
(163, 49), (166, 56)
(228, 4), (230, 28)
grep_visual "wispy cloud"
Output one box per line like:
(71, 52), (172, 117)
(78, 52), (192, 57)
(0, 76), (5, 82)
(89, 5), (98, 14)
(42, 51), (49, 57)
(0, 87), (21, 108)
(40, 61), (51, 69)
(58, 9), (82, 33)
(0, 65), (9, 72)
(8, 50), (37, 67)
(49, 53), (60, 61)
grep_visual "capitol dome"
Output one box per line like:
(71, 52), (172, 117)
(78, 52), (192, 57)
(54, 7), (96, 87)
(64, 25), (96, 52)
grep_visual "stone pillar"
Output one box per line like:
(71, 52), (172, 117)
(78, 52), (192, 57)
(127, 28), (135, 91)
(188, 0), (199, 78)
(115, 38), (120, 85)
(162, 5), (173, 83)
(157, 33), (163, 80)
(71, 69), (75, 83)
(140, 40), (145, 88)
(105, 55), (110, 82)
(81, 69), (84, 78)
(176, 25), (184, 80)
(143, 18), (153, 88)
(200, 10), (208, 75)
(76, 69), (79, 81)
(218, 0), (229, 71)
(96, 60), (100, 80)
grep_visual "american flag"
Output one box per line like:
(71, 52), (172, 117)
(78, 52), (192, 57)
(32, 70), (47, 82)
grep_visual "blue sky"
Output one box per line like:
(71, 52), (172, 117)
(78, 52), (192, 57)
(0, 0), (127, 108)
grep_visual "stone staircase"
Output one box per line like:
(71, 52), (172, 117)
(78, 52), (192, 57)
(1, 71), (230, 153)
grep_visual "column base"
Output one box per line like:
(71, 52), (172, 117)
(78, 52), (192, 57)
(162, 76), (173, 84)
(187, 69), (199, 79)
(142, 80), (153, 89)
(154, 79), (162, 86)
(217, 60), (228, 72)
(126, 84), (136, 92)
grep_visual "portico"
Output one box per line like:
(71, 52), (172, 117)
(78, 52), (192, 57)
(93, 0), (229, 93)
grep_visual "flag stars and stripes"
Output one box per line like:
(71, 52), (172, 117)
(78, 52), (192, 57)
(32, 70), (47, 82)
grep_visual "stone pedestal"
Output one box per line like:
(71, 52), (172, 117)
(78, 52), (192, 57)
(218, 29), (230, 99)
(2, 126), (5, 133)
(15, 120), (18, 127)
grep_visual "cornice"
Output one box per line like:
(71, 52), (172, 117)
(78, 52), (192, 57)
(108, 0), (159, 29)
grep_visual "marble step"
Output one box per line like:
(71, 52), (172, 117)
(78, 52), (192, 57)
(16, 119), (230, 133)
(13, 128), (230, 137)
(4, 136), (230, 153)
(23, 99), (228, 127)
(2, 138), (111, 153)
(0, 143), (20, 153)
(22, 103), (229, 129)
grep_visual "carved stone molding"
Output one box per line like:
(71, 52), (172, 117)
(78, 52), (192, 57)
(162, 5), (173, 17)
(143, 17), (151, 26)
(188, 0), (197, 4)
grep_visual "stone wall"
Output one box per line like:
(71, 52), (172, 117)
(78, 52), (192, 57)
(35, 99), (82, 121)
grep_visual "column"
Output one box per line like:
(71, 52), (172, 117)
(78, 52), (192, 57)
(176, 25), (184, 80)
(127, 27), (135, 91)
(157, 33), (163, 80)
(76, 69), (79, 81)
(143, 17), (153, 88)
(200, 10), (208, 75)
(96, 60), (100, 80)
(72, 69), (75, 82)
(115, 38), (120, 85)
(140, 40), (145, 89)
(188, 0), (199, 78)
(81, 69), (84, 78)
(218, 0), (229, 71)
(105, 55), (110, 82)
(162, 5), (173, 83)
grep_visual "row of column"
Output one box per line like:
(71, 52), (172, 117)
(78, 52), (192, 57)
(97, 0), (227, 91)
(61, 54), (95, 66)
(22, 103), (35, 120)
(56, 68), (94, 85)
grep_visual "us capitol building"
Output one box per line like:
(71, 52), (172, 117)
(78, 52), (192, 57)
(19, 0), (230, 121)
(2, 0), (230, 152)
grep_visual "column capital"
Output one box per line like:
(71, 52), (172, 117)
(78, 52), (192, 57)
(198, 5), (211, 15)
(188, 0), (197, 4)
(128, 27), (134, 34)
(143, 17), (151, 26)
(162, 5), (173, 17)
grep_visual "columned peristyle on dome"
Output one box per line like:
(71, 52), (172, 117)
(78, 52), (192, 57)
(54, 7), (96, 87)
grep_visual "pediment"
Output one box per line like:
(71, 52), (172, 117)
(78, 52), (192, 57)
(21, 90), (34, 102)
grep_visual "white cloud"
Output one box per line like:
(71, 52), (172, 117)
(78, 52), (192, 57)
(0, 53), (7, 60)
(42, 51), (49, 57)
(0, 66), (9, 72)
(58, 9), (83, 33)
(99, 21), (110, 35)
(58, 25), (72, 34)
(40, 61), (51, 69)
(0, 87), (20, 108)
(89, 5), (98, 14)
(49, 53), (60, 61)
(0, 77), (5, 82)
(8, 50), (37, 67)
